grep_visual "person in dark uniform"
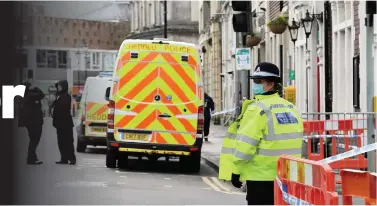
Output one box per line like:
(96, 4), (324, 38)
(52, 80), (76, 165)
(204, 93), (215, 142)
(18, 81), (45, 165)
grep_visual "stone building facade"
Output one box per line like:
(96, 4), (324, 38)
(20, 2), (131, 95)
(199, 1), (222, 119)
(127, 1), (199, 44)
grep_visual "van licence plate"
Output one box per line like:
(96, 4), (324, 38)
(123, 133), (149, 141)
(91, 127), (106, 133)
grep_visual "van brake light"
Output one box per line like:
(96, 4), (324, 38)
(197, 105), (204, 134)
(107, 100), (115, 130)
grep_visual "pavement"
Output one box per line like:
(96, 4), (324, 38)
(200, 122), (366, 205)
(12, 118), (246, 205)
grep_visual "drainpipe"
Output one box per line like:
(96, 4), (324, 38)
(365, 8), (376, 172)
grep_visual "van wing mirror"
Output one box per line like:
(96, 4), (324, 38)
(105, 87), (110, 101)
(113, 76), (120, 82)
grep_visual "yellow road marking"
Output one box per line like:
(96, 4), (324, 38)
(201, 177), (245, 195)
(211, 177), (231, 192)
(202, 177), (222, 192)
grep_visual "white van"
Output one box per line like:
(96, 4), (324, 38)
(76, 72), (113, 152)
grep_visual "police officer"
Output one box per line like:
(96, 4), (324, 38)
(218, 98), (254, 181)
(18, 81), (45, 165)
(52, 80), (76, 165)
(230, 62), (304, 205)
(204, 93), (215, 142)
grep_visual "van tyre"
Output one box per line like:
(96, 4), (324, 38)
(76, 141), (87, 153)
(117, 153), (128, 169)
(106, 149), (117, 168)
(180, 150), (201, 173)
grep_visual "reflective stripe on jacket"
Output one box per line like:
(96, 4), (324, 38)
(218, 99), (255, 180)
(232, 92), (303, 181)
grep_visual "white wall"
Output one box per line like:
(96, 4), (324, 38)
(191, 1), (199, 22)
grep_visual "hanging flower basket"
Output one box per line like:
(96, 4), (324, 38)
(246, 35), (261, 47)
(268, 24), (287, 34)
(267, 16), (288, 34)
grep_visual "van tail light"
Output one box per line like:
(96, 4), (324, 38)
(81, 114), (85, 121)
(107, 100), (115, 130)
(197, 105), (204, 134)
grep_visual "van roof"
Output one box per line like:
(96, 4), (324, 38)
(120, 39), (199, 50)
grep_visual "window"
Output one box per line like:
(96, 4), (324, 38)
(84, 52), (91, 70)
(92, 52), (100, 70)
(58, 51), (68, 68)
(102, 52), (116, 71)
(36, 49), (68, 69)
(47, 50), (57, 68)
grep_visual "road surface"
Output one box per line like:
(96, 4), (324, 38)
(12, 118), (246, 204)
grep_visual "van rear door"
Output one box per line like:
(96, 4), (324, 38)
(85, 78), (111, 136)
(155, 43), (201, 146)
(113, 43), (160, 143)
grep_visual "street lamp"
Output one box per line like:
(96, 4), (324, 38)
(301, 10), (314, 39)
(288, 18), (300, 44)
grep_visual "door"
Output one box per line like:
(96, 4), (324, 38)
(155, 50), (200, 146)
(113, 47), (160, 143)
(84, 78), (111, 137)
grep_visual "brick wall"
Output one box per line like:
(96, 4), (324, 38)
(31, 16), (130, 50)
(354, 1), (360, 55)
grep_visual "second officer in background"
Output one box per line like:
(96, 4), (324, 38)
(230, 62), (304, 205)
(52, 80), (76, 165)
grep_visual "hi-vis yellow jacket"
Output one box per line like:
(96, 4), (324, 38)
(233, 92), (303, 181)
(218, 99), (255, 180)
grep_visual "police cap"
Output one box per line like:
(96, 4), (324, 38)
(249, 62), (281, 82)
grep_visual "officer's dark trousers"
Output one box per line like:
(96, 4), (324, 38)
(26, 125), (42, 162)
(204, 115), (211, 136)
(246, 180), (274, 205)
(56, 127), (76, 162)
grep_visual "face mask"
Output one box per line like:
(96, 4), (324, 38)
(253, 83), (265, 95)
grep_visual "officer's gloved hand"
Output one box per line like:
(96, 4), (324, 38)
(231, 173), (242, 188)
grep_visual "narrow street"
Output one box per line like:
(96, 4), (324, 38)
(12, 118), (245, 205)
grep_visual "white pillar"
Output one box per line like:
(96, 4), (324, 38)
(374, 14), (377, 98)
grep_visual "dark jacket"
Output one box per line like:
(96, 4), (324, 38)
(52, 80), (74, 128)
(18, 86), (45, 127)
(204, 93), (215, 117)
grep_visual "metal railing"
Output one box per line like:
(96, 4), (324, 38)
(301, 112), (376, 172)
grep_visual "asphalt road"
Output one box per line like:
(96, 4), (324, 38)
(12, 118), (245, 205)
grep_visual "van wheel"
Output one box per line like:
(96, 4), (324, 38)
(117, 153), (128, 169)
(106, 149), (117, 168)
(180, 151), (201, 173)
(76, 141), (87, 153)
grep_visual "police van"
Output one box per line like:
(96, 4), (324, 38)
(105, 39), (204, 173)
(76, 72), (113, 152)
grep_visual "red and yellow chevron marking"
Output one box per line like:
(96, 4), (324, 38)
(85, 102), (108, 121)
(85, 102), (108, 136)
(116, 51), (130, 72)
(113, 43), (201, 145)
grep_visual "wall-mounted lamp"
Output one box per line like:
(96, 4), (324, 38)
(288, 10), (323, 49)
